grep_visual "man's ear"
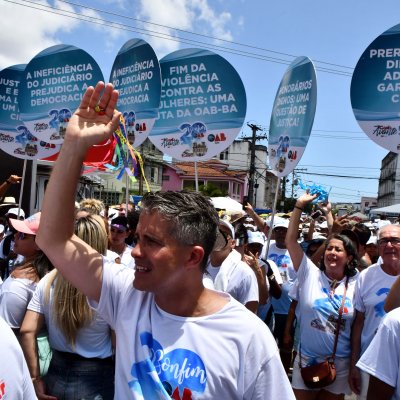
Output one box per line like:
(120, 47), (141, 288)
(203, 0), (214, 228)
(185, 245), (205, 270)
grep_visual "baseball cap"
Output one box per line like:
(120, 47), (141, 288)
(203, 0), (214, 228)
(219, 219), (235, 239)
(6, 207), (25, 218)
(9, 212), (41, 235)
(110, 216), (129, 231)
(247, 230), (265, 245)
(272, 217), (289, 230)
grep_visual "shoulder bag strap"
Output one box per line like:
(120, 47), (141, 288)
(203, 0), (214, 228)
(331, 276), (349, 360)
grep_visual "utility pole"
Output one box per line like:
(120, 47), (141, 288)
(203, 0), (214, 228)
(247, 123), (261, 205)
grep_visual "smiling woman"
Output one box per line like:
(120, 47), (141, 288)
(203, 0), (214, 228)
(285, 192), (359, 400)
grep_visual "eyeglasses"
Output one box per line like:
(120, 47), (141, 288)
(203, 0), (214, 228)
(15, 232), (34, 240)
(378, 237), (400, 246)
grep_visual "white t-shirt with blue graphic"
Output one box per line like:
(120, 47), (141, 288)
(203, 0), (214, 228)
(90, 260), (295, 399)
(357, 308), (400, 400)
(353, 260), (399, 355)
(263, 242), (297, 315)
(296, 254), (357, 360)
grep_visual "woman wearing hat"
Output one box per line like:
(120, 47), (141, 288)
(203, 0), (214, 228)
(0, 212), (52, 335)
(286, 192), (359, 399)
(20, 215), (115, 400)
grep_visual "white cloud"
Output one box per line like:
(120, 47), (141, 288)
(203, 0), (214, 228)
(0, 0), (80, 69)
(136, 0), (233, 57)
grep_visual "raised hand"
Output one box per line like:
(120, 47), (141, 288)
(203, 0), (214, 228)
(65, 82), (121, 151)
(295, 191), (319, 208)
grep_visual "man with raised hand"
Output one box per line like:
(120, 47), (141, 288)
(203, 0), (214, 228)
(36, 82), (294, 399)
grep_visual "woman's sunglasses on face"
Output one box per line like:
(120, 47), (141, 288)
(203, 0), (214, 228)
(15, 232), (34, 240)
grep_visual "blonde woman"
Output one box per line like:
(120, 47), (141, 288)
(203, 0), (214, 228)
(20, 215), (115, 400)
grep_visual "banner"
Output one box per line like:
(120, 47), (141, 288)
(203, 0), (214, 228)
(18, 44), (103, 144)
(351, 23), (400, 153)
(268, 56), (317, 177)
(150, 48), (246, 161)
(0, 64), (60, 160)
(110, 39), (161, 148)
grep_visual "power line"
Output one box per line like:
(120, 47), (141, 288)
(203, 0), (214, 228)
(4, 0), (353, 77)
(53, 0), (354, 71)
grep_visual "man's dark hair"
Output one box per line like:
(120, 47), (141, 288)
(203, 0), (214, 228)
(353, 223), (371, 246)
(140, 191), (219, 271)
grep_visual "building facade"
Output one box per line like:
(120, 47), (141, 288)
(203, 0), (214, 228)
(377, 152), (400, 207)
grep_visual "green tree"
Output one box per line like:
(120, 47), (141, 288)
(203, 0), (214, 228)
(198, 183), (228, 197)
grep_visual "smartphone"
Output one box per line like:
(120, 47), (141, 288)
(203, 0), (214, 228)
(311, 209), (323, 220)
(242, 196), (249, 210)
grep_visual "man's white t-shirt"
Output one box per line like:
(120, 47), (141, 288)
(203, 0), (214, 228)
(206, 249), (259, 305)
(263, 242), (296, 315)
(28, 273), (113, 358)
(296, 254), (357, 359)
(357, 308), (400, 400)
(353, 260), (399, 355)
(0, 316), (37, 399)
(89, 261), (295, 399)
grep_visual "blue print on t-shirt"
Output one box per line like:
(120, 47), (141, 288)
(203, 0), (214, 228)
(128, 331), (207, 398)
(313, 289), (352, 323)
(374, 287), (390, 317)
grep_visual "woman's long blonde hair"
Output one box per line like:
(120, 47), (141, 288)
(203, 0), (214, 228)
(45, 214), (108, 348)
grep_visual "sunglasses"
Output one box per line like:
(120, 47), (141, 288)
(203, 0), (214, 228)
(15, 232), (34, 240)
(378, 237), (400, 246)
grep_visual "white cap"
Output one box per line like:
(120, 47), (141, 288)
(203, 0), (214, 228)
(272, 217), (289, 230)
(6, 207), (25, 218)
(247, 230), (265, 245)
(219, 219), (235, 239)
(366, 235), (377, 245)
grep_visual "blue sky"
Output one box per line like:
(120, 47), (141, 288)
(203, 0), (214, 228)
(2, 0), (400, 203)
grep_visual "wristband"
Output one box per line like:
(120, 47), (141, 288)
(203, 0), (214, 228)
(294, 205), (303, 211)
(268, 274), (275, 281)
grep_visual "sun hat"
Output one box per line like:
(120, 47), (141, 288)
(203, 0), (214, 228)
(9, 212), (41, 235)
(0, 197), (17, 207)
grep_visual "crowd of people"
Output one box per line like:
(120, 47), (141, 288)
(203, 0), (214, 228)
(1, 82), (400, 399)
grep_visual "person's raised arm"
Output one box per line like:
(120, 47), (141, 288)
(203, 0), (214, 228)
(286, 192), (318, 271)
(0, 174), (21, 201)
(35, 82), (121, 302)
(244, 203), (266, 233)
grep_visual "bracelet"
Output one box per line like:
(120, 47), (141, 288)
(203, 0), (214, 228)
(268, 274), (275, 281)
(294, 205), (303, 211)
(31, 376), (42, 382)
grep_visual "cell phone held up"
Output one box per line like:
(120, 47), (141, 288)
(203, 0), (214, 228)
(311, 209), (323, 220)
(242, 196), (249, 210)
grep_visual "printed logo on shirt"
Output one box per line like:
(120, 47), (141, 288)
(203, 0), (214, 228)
(311, 290), (352, 334)
(128, 331), (207, 399)
(268, 253), (292, 282)
(374, 287), (390, 318)
(0, 380), (5, 399)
